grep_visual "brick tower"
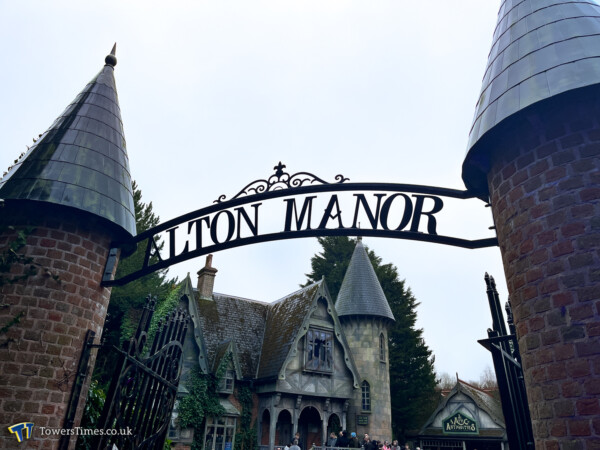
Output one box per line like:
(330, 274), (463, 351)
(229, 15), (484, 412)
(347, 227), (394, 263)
(335, 238), (394, 441)
(463, 1), (600, 448)
(0, 46), (135, 449)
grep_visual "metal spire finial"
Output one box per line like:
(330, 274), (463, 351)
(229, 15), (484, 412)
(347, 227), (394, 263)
(105, 43), (117, 67)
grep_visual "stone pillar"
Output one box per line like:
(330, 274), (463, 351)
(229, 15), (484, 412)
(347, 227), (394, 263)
(486, 90), (600, 448)
(269, 406), (277, 450)
(0, 204), (117, 449)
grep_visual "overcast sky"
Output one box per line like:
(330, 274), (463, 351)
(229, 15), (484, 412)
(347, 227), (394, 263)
(1, 1), (505, 382)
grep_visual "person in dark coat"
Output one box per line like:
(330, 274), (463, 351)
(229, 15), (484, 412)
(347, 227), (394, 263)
(363, 437), (377, 450)
(336, 430), (350, 448)
(348, 432), (360, 448)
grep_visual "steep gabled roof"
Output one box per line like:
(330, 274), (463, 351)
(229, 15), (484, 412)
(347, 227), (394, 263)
(336, 239), (394, 321)
(212, 339), (243, 381)
(256, 282), (321, 380)
(419, 378), (505, 437)
(182, 274), (360, 387)
(257, 280), (360, 388)
(0, 45), (135, 237)
(456, 379), (504, 426)
(177, 275), (210, 374)
(194, 291), (269, 379)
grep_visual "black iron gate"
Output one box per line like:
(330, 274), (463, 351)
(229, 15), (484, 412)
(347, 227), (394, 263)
(93, 296), (189, 450)
(478, 273), (534, 450)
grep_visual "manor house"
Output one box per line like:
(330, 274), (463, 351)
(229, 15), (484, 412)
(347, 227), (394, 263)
(169, 239), (394, 450)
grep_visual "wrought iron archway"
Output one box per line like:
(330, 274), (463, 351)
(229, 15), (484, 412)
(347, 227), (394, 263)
(103, 163), (497, 287)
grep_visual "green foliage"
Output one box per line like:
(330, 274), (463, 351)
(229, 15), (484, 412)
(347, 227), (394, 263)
(303, 236), (356, 299)
(178, 369), (226, 450)
(305, 236), (438, 440)
(0, 225), (60, 287)
(76, 379), (106, 450)
(234, 386), (257, 450)
(93, 181), (176, 386)
(147, 284), (182, 343)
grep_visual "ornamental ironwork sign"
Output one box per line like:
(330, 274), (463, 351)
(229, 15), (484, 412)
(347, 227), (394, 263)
(102, 163), (497, 287)
(214, 161), (349, 202)
(442, 412), (479, 435)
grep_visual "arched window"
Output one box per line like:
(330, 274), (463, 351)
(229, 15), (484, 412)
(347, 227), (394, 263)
(361, 381), (371, 411)
(379, 333), (386, 362)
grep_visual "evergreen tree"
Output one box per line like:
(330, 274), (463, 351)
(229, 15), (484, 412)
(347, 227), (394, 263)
(305, 236), (438, 440)
(93, 181), (176, 385)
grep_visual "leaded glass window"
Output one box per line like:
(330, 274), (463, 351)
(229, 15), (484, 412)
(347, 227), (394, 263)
(218, 370), (235, 394)
(305, 328), (333, 372)
(203, 416), (237, 450)
(362, 381), (371, 411)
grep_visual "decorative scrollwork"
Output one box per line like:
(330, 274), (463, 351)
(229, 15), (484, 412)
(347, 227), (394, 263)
(214, 161), (349, 203)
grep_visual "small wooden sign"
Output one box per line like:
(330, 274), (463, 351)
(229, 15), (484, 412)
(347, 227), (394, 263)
(356, 415), (369, 426)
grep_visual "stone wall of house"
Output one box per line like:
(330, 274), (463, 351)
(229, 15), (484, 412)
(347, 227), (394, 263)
(486, 91), (600, 448)
(0, 204), (116, 450)
(340, 316), (392, 441)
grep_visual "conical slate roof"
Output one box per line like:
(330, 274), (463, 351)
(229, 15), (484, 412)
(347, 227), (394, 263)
(463, 0), (600, 193)
(0, 45), (136, 237)
(335, 239), (394, 321)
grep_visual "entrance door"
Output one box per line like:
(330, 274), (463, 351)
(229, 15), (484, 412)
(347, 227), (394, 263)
(298, 406), (322, 449)
(276, 410), (293, 446)
(327, 414), (341, 436)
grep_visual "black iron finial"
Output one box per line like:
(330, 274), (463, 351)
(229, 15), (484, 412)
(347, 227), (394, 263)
(274, 161), (286, 178)
(105, 43), (117, 67)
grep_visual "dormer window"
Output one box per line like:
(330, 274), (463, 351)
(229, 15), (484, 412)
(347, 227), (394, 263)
(218, 370), (235, 393)
(305, 328), (333, 372)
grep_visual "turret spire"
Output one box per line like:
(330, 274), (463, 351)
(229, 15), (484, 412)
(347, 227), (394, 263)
(335, 239), (394, 321)
(105, 43), (117, 67)
(463, 0), (600, 194)
(0, 46), (135, 238)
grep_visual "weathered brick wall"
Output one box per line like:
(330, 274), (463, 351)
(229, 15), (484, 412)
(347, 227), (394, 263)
(0, 204), (115, 450)
(486, 95), (600, 449)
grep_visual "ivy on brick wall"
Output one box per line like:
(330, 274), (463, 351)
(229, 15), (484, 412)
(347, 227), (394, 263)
(234, 385), (257, 450)
(0, 225), (59, 348)
(178, 366), (226, 450)
(177, 352), (259, 450)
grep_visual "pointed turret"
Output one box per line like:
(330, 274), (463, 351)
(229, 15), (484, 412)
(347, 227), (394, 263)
(462, 0), (600, 194)
(336, 238), (394, 321)
(459, 2), (600, 448)
(0, 44), (135, 237)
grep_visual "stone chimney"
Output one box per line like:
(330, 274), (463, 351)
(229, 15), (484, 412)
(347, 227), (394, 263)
(197, 254), (218, 299)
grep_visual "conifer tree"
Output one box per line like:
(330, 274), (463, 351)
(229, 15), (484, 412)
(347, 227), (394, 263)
(93, 181), (175, 385)
(305, 236), (438, 440)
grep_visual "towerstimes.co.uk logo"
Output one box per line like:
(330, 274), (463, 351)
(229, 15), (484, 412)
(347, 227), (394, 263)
(8, 422), (34, 442)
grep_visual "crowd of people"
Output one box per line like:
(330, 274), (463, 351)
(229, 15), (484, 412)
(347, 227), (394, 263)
(325, 431), (419, 450)
(278, 431), (420, 450)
